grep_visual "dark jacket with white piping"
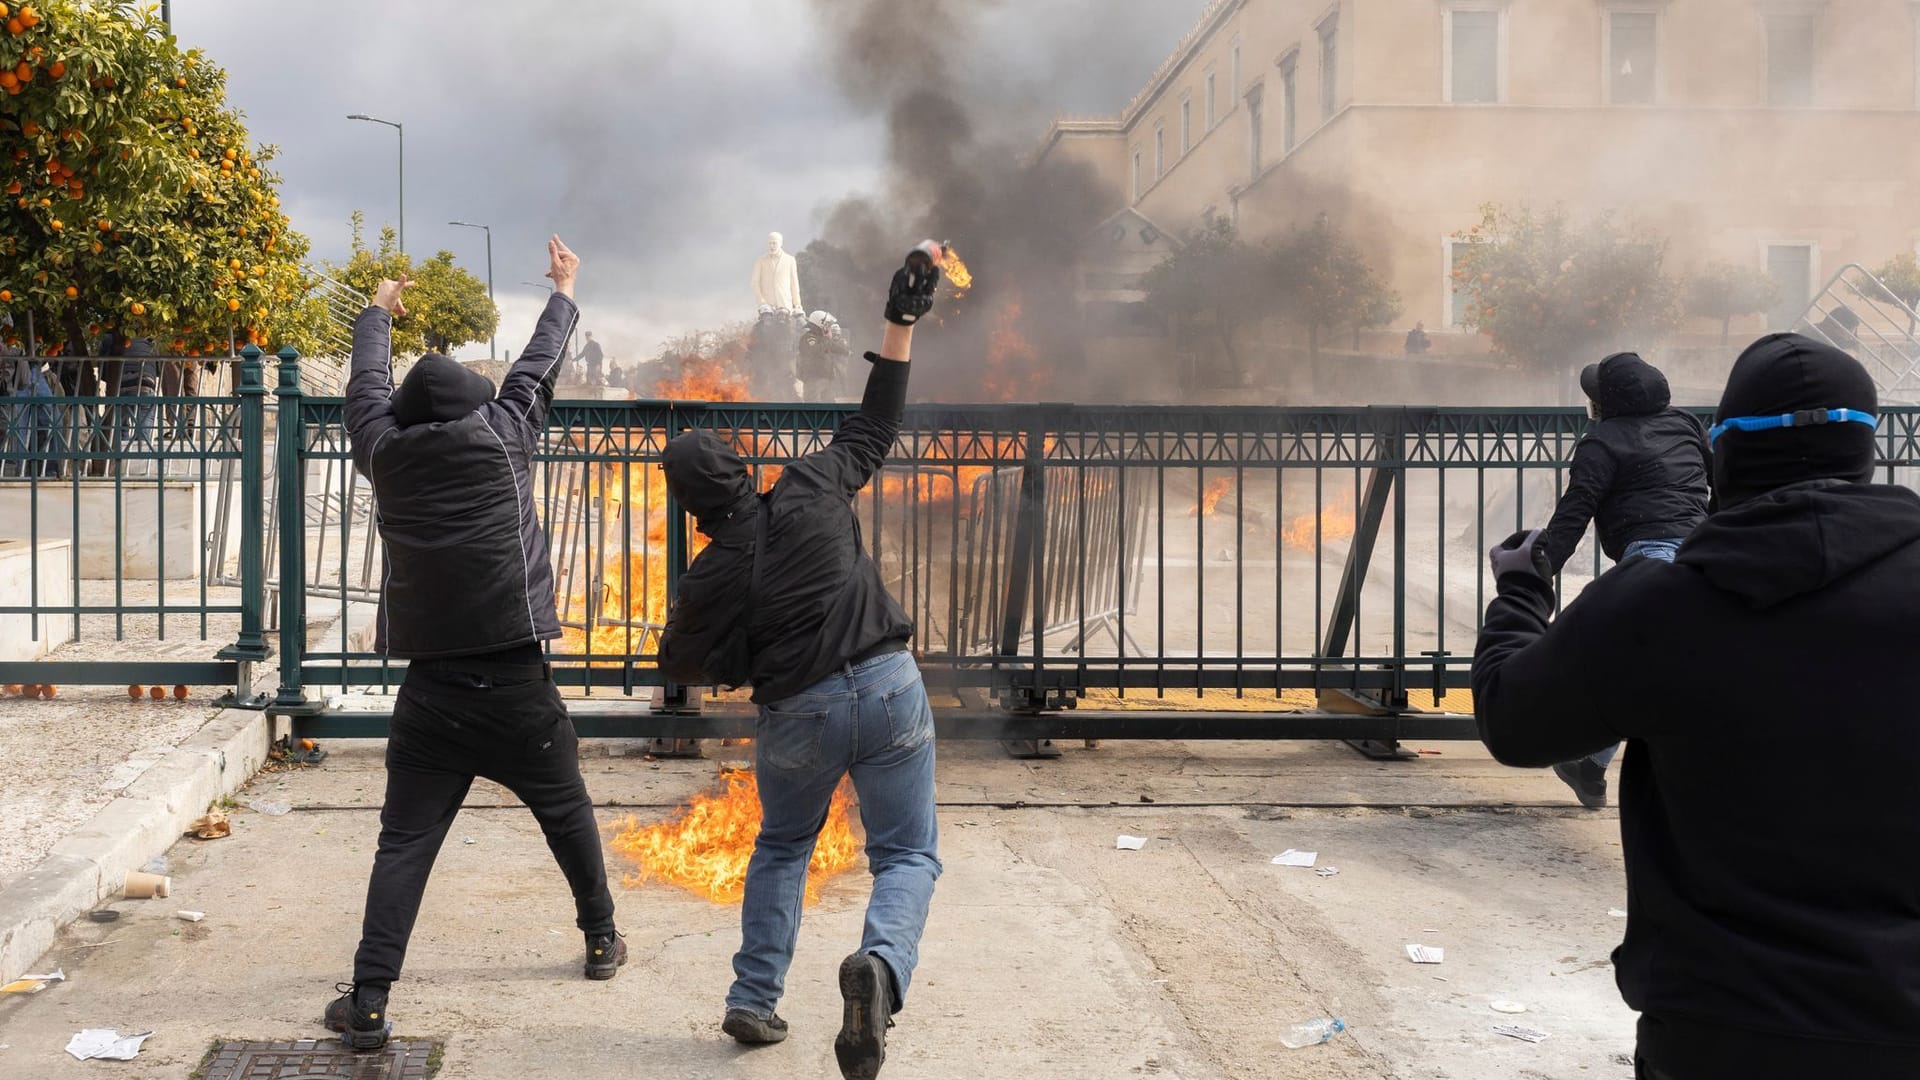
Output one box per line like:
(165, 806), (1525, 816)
(344, 294), (577, 659)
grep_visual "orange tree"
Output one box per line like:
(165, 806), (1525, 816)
(0, 0), (316, 362)
(1451, 204), (1680, 375)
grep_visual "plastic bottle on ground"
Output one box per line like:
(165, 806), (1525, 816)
(1281, 1017), (1346, 1049)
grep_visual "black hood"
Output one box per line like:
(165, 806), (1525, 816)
(1678, 481), (1920, 609)
(1579, 352), (1669, 417)
(1712, 333), (1877, 508)
(393, 353), (495, 426)
(663, 430), (756, 532)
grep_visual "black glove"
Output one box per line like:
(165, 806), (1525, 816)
(884, 241), (942, 326)
(1488, 529), (1552, 583)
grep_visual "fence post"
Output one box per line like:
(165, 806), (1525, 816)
(271, 346), (309, 711)
(215, 346), (271, 706)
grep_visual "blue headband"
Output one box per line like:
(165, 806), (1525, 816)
(1708, 407), (1877, 447)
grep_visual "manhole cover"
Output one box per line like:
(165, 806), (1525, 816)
(197, 1039), (439, 1080)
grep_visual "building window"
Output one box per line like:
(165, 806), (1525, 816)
(1155, 122), (1166, 178)
(1205, 68), (1218, 127)
(1246, 83), (1265, 182)
(1606, 10), (1658, 104)
(1279, 51), (1299, 153)
(1766, 13), (1816, 106)
(1318, 14), (1338, 120)
(1131, 148), (1142, 201)
(1446, 240), (1478, 328)
(1766, 244), (1816, 328)
(1444, 7), (1503, 104)
(1180, 95), (1192, 154)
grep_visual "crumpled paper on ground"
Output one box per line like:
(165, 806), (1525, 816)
(188, 809), (231, 839)
(65, 1029), (153, 1060)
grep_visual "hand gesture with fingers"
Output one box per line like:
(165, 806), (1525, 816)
(547, 236), (579, 298)
(372, 274), (412, 317)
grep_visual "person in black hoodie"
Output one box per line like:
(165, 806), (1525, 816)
(1538, 352), (1710, 807)
(659, 242), (944, 1080)
(324, 237), (624, 1052)
(1472, 333), (1920, 1079)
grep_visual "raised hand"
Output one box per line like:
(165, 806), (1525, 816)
(372, 274), (412, 317)
(546, 235), (579, 298)
(885, 240), (942, 326)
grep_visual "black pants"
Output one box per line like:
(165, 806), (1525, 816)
(352, 660), (615, 988)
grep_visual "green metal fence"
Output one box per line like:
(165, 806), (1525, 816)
(7, 346), (1920, 741)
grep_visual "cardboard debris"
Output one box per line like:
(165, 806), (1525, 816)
(1, 969), (65, 994)
(1406, 944), (1445, 964)
(174, 910), (205, 923)
(1115, 835), (1148, 851)
(1271, 850), (1318, 868)
(1313, 866), (1340, 878)
(188, 810), (231, 840)
(1491, 1024), (1550, 1044)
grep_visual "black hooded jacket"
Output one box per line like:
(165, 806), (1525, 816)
(1542, 353), (1710, 573)
(344, 295), (578, 659)
(658, 358), (913, 705)
(1473, 336), (1920, 1075)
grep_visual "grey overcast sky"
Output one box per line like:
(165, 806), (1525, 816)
(171, 1), (1209, 362)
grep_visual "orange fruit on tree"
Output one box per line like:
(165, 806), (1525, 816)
(3, 180), (16, 194)
(63, 285), (75, 297)
(0, 289), (11, 302)
(175, 76), (186, 88)
(46, 59), (60, 79)
(96, 218), (108, 230)
(0, 4), (10, 18)
(227, 257), (240, 270)
(15, 62), (30, 81)
(0, 72), (15, 89)
(130, 301), (145, 316)
(223, 147), (235, 160)
(48, 218), (61, 230)
(89, 240), (100, 254)
(17, 5), (35, 28)
(226, 298), (240, 312)
(5, 19), (21, 36)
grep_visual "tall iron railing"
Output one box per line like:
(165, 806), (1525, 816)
(7, 348), (1920, 739)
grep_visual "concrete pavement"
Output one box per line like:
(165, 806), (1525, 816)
(0, 737), (1635, 1079)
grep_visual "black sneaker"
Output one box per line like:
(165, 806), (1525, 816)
(834, 952), (895, 1080)
(1553, 759), (1609, 810)
(322, 982), (391, 1052)
(585, 930), (628, 980)
(722, 1007), (790, 1045)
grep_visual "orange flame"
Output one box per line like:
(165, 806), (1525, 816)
(982, 296), (1045, 402)
(1190, 477), (1232, 518)
(941, 247), (973, 295)
(609, 767), (862, 904)
(1280, 502), (1359, 552)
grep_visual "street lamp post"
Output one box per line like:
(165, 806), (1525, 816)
(449, 221), (495, 359)
(521, 281), (576, 369)
(346, 114), (404, 253)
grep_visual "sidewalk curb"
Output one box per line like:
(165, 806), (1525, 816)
(0, 707), (272, 984)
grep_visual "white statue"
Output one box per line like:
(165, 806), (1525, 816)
(750, 231), (803, 312)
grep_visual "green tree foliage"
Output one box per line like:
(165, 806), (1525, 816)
(321, 212), (497, 357)
(1870, 252), (1920, 331)
(1685, 260), (1779, 345)
(1452, 204), (1681, 369)
(0, 0), (315, 357)
(1270, 214), (1401, 361)
(1140, 211), (1264, 376)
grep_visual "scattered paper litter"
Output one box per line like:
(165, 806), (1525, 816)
(1491, 1024), (1550, 1044)
(1406, 944), (1445, 964)
(1490, 1000), (1527, 1014)
(66, 1029), (153, 1061)
(174, 910), (205, 923)
(462, 837), (476, 845)
(1115, 835), (1148, 851)
(1271, 849), (1317, 868)
(21, 969), (63, 982)
(1607, 908), (1628, 918)
(1313, 866), (1340, 878)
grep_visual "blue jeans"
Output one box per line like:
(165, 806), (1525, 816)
(728, 649), (942, 1018)
(1585, 537), (1685, 769)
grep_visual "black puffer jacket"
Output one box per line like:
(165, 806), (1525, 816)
(344, 295), (578, 659)
(658, 357), (914, 705)
(1542, 352), (1710, 573)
